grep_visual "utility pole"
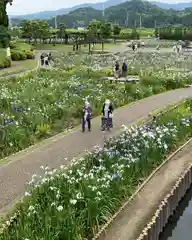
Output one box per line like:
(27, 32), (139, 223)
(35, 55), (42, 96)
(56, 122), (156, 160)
(154, 20), (156, 29)
(55, 15), (58, 29)
(126, 11), (129, 28)
(9, 17), (12, 28)
(134, 19), (137, 28)
(102, 3), (105, 17)
(139, 14), (142, 29)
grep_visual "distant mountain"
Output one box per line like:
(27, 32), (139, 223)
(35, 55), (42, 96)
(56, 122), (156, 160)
(9, 0), (127, 20)
(10, 0), (192, 20)
(152, 1), (192, 10)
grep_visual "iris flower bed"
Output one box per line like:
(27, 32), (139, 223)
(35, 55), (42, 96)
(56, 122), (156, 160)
(0, 45), (192, 159)
(0, 69), (126, 158)
(0, 100), (191, 240)
(0, 61), (186, 160)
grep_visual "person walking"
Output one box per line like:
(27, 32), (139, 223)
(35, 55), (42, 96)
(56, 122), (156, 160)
(44, 54), (49, 66)
(40, 53), (44, 66)
(132, 43), (135, 51)
(122, 59), (127, 78)
(48, 52), (52, 65)
(101, 99), (113, 131)
(82, 101), (92, 132)
(114, 61), (120, 79)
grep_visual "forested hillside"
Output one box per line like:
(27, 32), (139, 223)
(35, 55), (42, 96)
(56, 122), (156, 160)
(46, 0), (192, 28)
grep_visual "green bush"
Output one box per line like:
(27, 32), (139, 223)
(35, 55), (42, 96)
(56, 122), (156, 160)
(3, 57), (11, 68)
(10, 42), (34, 61)
(26, 51), (35, 59)
(11, 49), (28, 61)
(0, 48), (11, 69)
(11, 50), (21, 61)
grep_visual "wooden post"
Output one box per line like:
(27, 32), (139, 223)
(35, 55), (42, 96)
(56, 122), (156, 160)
(102, 42), (104, 53)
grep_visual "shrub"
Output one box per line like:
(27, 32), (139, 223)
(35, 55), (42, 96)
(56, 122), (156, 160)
(11, 49), (27, 61)
(10, 42), (34, 61)
(3, 57), (11, 68)
(0, 48), (11, 69)
(26, 51), (35, 59)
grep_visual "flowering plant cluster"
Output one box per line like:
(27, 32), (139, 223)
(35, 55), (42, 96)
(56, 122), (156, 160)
(1, 101), (191, 240)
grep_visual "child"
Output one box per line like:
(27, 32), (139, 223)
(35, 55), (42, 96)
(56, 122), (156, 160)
(82, 101), (92, 132)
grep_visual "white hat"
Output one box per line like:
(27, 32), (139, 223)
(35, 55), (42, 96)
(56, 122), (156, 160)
(85, 100), (89, 107)
(105, 99), (110, 104)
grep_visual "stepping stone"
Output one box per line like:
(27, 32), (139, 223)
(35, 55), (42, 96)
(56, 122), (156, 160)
(105, 76), (139, 83)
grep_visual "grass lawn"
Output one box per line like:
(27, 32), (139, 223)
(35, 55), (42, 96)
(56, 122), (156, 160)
(10, 41), (34, 51)
(0, 42), (37, 77)
(0, 58), (38, 77)
(121, 28), (154, 37)
(34, 42), (121, 52)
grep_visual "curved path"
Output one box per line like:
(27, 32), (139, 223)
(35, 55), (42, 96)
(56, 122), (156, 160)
(0, 88), (192, 217)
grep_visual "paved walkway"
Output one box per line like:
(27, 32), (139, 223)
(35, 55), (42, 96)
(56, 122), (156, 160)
(0, 88), (192, 216)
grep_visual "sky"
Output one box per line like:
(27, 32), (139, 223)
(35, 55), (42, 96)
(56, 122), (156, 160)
(7, 0), (192, 15)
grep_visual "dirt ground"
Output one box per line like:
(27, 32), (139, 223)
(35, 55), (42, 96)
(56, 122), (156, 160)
(99, 140), (192, 240)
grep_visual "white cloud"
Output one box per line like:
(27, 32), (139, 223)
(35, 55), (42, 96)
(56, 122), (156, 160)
(7, 0), (100, 15)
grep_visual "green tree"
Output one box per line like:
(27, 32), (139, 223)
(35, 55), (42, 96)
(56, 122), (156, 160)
(174, 27), (183, 40)
(100, 22), (111, 39)
(9, 26), (21, 38)
(88, 20), (101, 40)
(0, 0), (12, 27)
(154, 28), (159, 38)
(57, 23), (67, 43)
(130, 28), (140, 39)
(21, 20), (33, 43)
(113, 24), (121, 35)
(0, 25), (10, 47)
(21, 20), (50, 44)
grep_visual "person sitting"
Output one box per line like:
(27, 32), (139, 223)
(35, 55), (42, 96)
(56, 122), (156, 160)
(101, 99), (113, 131)
(82, 101), (92, 132)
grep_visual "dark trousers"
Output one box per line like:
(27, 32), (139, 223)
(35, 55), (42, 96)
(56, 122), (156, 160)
(82, 118), (91, 131)
(122, 71), (127, 77)
(41, 59), (44, 66)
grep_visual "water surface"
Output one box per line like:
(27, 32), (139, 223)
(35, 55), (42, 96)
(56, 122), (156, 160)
(159, 185), (192, 240)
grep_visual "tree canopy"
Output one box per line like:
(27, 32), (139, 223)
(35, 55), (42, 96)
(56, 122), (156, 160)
(0, 0), (12, 46)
